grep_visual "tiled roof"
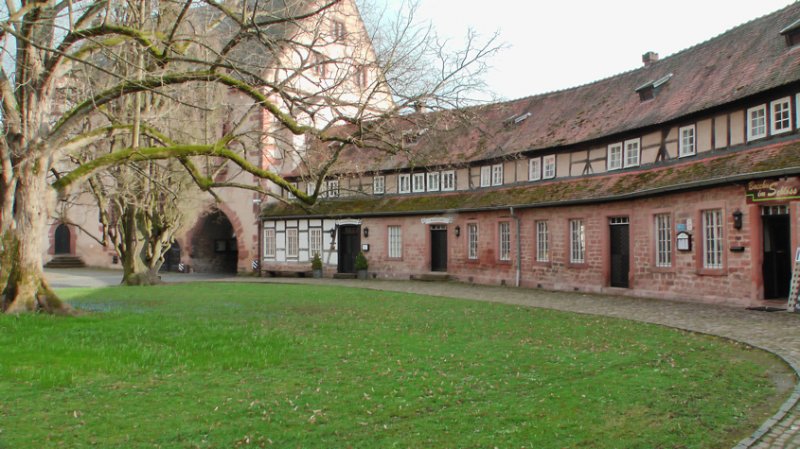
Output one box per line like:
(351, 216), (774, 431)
(263, 140), (800, 218)
(306, 2), (800, 175)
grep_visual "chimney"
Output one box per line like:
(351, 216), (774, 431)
(642, 51), (659, 67)
(413, 100), (428, 114)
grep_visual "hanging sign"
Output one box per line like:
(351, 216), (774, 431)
(746, 178), (800, 203)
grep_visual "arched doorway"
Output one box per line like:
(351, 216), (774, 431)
(190, 210), (238, 273)
(160, 241), (182, 272)
(54, 224), (71, 255)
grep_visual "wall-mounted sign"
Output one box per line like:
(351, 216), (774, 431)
(676, 232), (692, 251)
(362, 244), (370, 252)
(746, 178), (800, 203)
(676, 223), (687, 232)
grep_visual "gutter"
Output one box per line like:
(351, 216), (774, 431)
(510, 206), (521, 288)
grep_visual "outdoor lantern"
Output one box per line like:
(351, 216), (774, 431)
(732, 210), (743, 230)
(363, 227), (369, 238)
(329, 228), (336, 238)
(455, 225), (461, 237)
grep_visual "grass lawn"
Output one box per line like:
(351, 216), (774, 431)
(0, 283), (792, 448)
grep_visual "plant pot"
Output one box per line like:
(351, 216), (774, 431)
(312, 269), (323, 279)
(357, 269), (368, 280)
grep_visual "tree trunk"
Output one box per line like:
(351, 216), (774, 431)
(1, 160), (70, 314)
(119, 208), (164, 286)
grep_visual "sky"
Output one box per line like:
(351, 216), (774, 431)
(374, 0), (795, 101)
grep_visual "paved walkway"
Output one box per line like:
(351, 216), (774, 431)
(44, 269), (800, 448)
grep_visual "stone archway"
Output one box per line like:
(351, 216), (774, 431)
(189, 209), (239, 274)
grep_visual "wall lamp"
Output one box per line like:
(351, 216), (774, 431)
(363, 227), (369, 238)
(732, 210), (743, 230)
(329, 228), (336, 238)
(454, 225), (461, 237)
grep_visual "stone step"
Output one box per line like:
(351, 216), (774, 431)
(333, 273), (357, 279)
(44, 255), (86, 269)
(410, 272), (451, 282)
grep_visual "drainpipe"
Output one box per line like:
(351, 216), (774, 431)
(510, 207), (521, 287)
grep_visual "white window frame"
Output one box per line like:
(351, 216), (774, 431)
(286, 228), (299, 259)
(607, 143), (623, 170)
(623, 138), (640, 168)
(536, 220), (549, 262)
(427, 172), (440, 192)
(678, 125), (696, 158)
(654, 214), (672, 268)
(480, 166), (491, 187)
(373, 175), (385, 195)
(306, 181), (316, 197)
(467, 223), (478, 260)
(309, 228), (323, 258)
(398, 174), (410, 194)
(441, 170), (455, 191)
(412, 173), (425, 192)
(264, 228), (276, 258)
(771, 97), (792, 135)
(388, 225), (402, 259)
(491, 164), (503, 186)
(529, 157), (541, 181)
(569, 219), (585, 264)
(702, 209), (724, 269)
(543, 155), (556, 179)
(747, 104), (767, 141)
(498, 222), (511, 261)
(326, 179), (339, 198)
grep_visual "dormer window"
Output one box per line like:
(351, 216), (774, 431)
(503, 112), (532, 127)
(635, 73), (673, 102)
(780, 18), (800, 47)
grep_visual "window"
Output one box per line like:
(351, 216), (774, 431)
(467, 223), (478, 260)
(313, 53), (327, 78)
(264, 228), (276, 258)
(427, 172), (440, 192)
(543, 155), (556, 179)
(398, 174), (410, 193)
(491, 164), (503, 186)
(607, 143), (623, 170)
(441, 170), (455, 191)
(355, 66), (369, 88)
(529, 157), (541, 181)
(654, 214), (672, 268)
(480, 166), (491, 187)
(373, 175), (385, 194)
(747, 105), (767, 141)
(679, 125), (695, 158)
(569, 219), (585, 264)
(498, 222), (511, 261)
(286, 228), (299, 258)
(536, 221), (549, 262)
(306, 181), (316, 196)
(412, 173), (425, 192)
(332, 20), (346, 41)
(771, 97), (792, 135)
(309, 228), (322, 257)
(624, 139), (640, 168)
(388, 226), (402, 258)
(326, 179), (339, 198)
(702, 209), (723, 269)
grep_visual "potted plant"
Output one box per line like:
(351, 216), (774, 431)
(311, 253), (323, 278)
(355, 251), (369, 280)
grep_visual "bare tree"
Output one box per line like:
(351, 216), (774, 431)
(0, 0), (501, 313)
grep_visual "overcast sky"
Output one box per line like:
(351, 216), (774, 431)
(373, 0), (794, 101)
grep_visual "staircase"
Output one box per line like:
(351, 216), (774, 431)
(410, 272), (451, 282)
(44, 255), (86, 269)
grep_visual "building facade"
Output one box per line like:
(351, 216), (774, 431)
(261, 3), (800, 306)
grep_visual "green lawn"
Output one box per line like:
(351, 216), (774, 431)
(0, 283), (791, 448)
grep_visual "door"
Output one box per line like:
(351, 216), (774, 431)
(430, 225), (448, 272)
(54, 224), (71, 255)
(609, 217), (630, 288)
(337, 225), (361, 273)
(763, 208), (791, 299)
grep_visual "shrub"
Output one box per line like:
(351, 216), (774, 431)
(311, 253), (323, 270)
(355, 251), (368, 270)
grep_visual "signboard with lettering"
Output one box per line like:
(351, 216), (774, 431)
(746, 178), (800, 203)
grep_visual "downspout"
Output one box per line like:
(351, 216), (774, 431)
(510, 207), (521, 287)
